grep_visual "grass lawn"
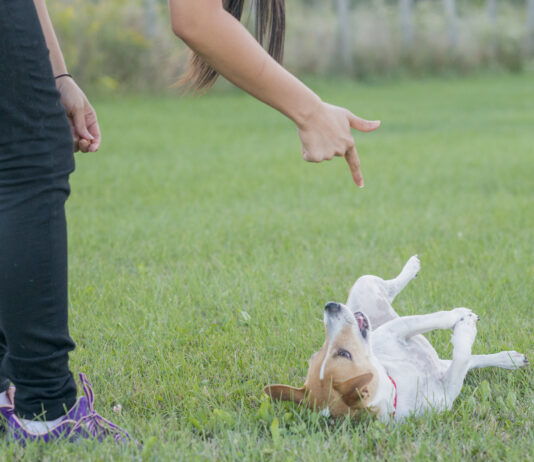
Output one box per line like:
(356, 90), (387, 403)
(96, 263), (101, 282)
(2, 74), (533, 460)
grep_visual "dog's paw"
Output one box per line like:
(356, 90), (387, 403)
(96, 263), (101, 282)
(403, 255), (421, 279)
(496, 351), (529, 370)
(451, 308), (479, 326)
(451, 315), (478, 350)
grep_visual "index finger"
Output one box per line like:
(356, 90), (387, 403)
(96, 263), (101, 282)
(345, 145), (364, 187)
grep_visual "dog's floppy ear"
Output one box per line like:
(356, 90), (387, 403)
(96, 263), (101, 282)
(264, 385), (306, 404)
(333, 372), (373, 407)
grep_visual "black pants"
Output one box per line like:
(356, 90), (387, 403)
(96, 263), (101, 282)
(0, 0), (77, 419)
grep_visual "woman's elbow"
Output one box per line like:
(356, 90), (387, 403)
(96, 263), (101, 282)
(169, 0), (214, 41)
(170, 13), (193, 40)
(169, 1), (193, 39)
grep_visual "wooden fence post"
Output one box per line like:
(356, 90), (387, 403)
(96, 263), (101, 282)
(487, 0), (498, 23)
(335, 0), (353, 73)
(442, 0), (458, 50)
(527, 0), (534, 56)
(399, 0), (414, 49)
(144, 0), (157, 40)
(486, 0), (497, 58)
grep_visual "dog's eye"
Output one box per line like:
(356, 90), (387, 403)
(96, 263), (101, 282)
(336, 349), (352, 360)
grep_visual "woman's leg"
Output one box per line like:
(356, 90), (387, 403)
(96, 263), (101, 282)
(0, 0), (77, 420)
(0, 331), (10, 393)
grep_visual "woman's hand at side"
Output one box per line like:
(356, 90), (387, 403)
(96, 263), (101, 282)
(56, 77), (101, 153)
(33, 0), (101, 153)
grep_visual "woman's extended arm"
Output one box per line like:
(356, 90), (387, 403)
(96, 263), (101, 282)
(169, 0), (380, 186)
(33, 0), (101, 153)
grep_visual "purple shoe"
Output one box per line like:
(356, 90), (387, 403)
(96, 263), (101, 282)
(0, 387), (15, 430)
(8, 373), (130, 443)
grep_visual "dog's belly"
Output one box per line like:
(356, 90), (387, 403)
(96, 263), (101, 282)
(374, 335), (450, 416)
(375, 333), (443, 371)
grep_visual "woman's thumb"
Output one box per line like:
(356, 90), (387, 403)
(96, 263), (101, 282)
(73, 108), (94, 141)
(348, 113), (381, 133)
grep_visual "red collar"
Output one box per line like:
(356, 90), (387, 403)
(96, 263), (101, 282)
(388, 375), (398, 417)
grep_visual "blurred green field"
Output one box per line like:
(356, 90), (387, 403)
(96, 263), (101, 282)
(2, 74), (533, 460)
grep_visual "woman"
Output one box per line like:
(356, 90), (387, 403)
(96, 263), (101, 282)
(0, 0), (123, 443)
(0, 0), (379, 442)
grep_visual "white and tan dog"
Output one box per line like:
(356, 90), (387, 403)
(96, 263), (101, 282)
(265, 256), (528, 421)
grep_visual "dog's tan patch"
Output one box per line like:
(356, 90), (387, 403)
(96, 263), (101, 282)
(265, 324), (379, 418)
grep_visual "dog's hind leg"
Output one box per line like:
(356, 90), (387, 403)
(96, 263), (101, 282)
(346, 256), (420, 329)
(346, 276), (399, 329)
(469, 352), (528, 370)
(382, 255), (421, 303)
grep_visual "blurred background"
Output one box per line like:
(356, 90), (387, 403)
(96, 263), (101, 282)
(49, 0), (534, 91)
(33, 5), (533, 459)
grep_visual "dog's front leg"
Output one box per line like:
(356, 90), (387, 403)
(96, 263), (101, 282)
(441, 311), (479, 407)
(381, 307), (474, 340)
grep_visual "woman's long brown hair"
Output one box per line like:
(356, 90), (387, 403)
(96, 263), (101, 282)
(179, 0), (285, 91)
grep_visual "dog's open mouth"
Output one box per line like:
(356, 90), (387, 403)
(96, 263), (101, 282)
(354, 311), (369, 338)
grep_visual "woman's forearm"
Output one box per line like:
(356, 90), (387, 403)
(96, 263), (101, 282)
(32, 0), (102, 153)
(33, 0), (68, 76)
(172, 0), (380, 186)
(169, 0), (322, 127)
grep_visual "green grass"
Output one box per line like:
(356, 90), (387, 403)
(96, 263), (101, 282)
(2, 74), (533, 460)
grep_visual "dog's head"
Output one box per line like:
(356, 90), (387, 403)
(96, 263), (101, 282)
(264, 302), (379, 418)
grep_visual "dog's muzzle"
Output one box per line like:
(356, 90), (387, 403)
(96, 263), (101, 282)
(325, 302), (341, 314)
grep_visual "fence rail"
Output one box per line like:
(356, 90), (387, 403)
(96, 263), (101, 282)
(49, 0), (534, 90)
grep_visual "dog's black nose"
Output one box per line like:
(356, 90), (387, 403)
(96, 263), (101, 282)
(325, 302), (341, 313)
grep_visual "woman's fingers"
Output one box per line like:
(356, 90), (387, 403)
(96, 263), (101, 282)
(345, 144), (364, 187)
(79, 138), (91, 153)
(86, 108), (101, 152)
(348, 113), (381, 133)
(70, 104), (100, 153)
(304, 144), (364, 187)
(72, 107), (94, 142)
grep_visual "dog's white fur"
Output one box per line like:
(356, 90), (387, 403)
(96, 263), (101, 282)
(336, 255), (528, 421)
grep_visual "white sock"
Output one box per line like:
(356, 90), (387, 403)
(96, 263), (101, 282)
(21, 415), (65, 435)
(0, 391), (10, 406)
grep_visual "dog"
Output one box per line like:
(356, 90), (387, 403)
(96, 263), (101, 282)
(265, 255), (528, 421)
